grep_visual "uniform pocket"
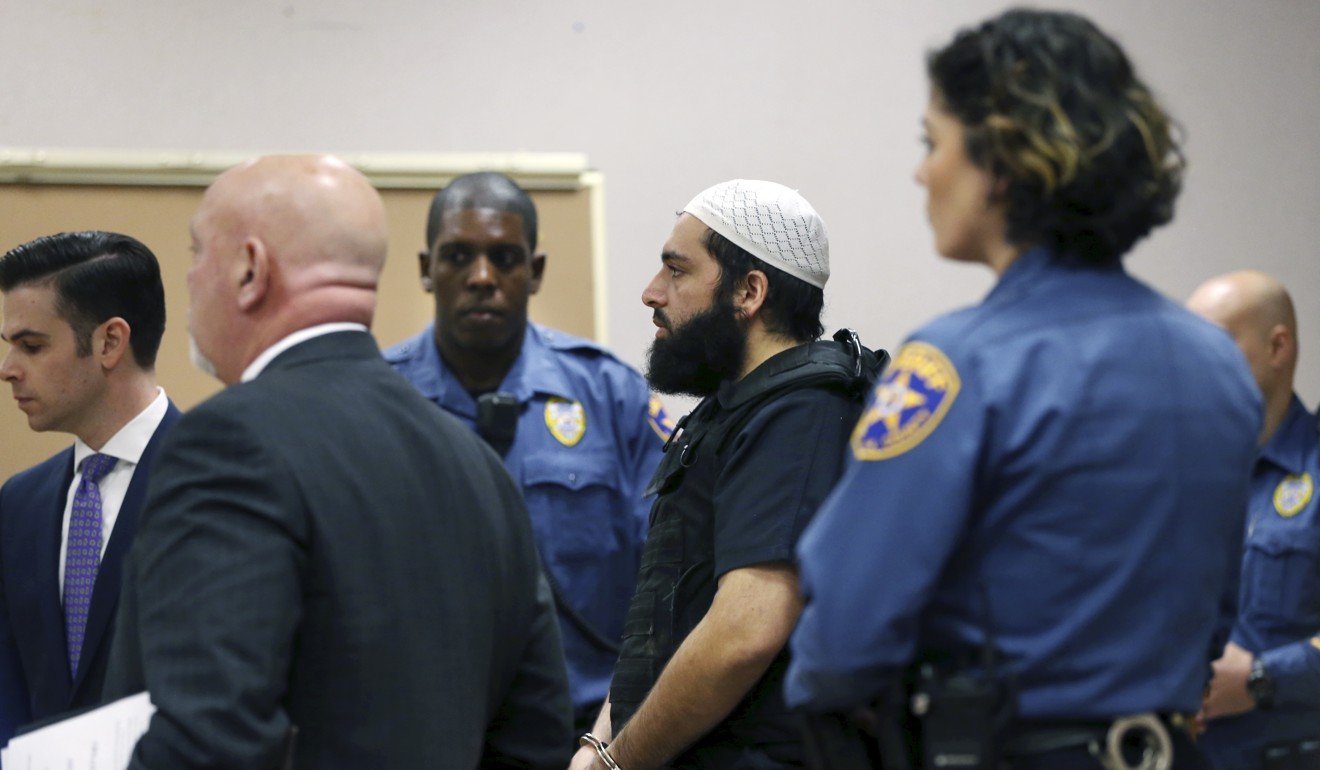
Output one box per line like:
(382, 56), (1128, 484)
(1241, 527), (1320, 628)
(522, 452), (624, 562)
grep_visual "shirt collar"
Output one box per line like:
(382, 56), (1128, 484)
(1259, 394), (1316, 475)
(241, 323), (369, 383)
(425, 322), (575, 405)
(73, 387), (169, 470)
(508, 324), (575, 402)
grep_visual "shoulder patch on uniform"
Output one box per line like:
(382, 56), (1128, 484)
(545, 397), (587, 446)
(851, 341), (961, 461)
(1273, 472), (1313, 518)
(647, 394), (676, 440)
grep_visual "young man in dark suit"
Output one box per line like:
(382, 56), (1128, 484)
(104, 154), (571, 770)
(0, 231), (178, 746)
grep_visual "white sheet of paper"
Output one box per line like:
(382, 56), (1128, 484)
(0, 691), (154, 770)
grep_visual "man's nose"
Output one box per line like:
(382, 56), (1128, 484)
(466, 254), (497, 288)
(0, 350), (18, 382)
(642, 272), (665, 308)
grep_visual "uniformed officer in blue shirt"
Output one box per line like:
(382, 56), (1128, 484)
(784, 10), (1262, 769)
(383, 172), (666, 737)
(1188, 271), (1320, 770)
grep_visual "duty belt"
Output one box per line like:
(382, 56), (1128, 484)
(1002, 713), (1193, 770)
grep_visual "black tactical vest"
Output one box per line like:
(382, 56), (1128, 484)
(609, 331), (886, 759)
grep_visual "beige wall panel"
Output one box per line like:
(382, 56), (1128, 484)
(0, 178), (598, 479)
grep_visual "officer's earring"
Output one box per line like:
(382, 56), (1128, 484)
(421, 276), (433, 290)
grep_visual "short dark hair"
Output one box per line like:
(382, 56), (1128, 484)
(927, 8), (1185, 263)
(425, 172), (539, 252)
(0, 231), (166, 369)
(704, 228), (824, 343)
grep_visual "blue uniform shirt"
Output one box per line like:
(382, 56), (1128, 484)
(1202, 395), (1320, 769)
(384, 322), (666, 713)
(785, 247), (1261, 719)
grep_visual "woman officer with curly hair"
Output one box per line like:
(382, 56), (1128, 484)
(786, 9), (1261, 769)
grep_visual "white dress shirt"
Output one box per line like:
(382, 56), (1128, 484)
(240, 322), (369, 383)
(57, 388), (170, 594)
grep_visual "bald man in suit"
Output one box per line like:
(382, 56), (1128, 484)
(105, 155), (570, 769)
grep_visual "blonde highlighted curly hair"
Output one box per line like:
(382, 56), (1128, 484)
(928, 8), (1185, 262)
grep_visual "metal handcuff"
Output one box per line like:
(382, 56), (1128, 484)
(1087, 713), (1173, 770)
(579, 732), (624, 770)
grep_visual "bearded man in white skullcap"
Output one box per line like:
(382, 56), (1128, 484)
(570, 180), (888, 770)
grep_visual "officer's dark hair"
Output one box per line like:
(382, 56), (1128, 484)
(704, 228), (825, 343)
(928, 8), (1184, 263)
(425, 172), (539, 253)
(0, 231), (166, 369)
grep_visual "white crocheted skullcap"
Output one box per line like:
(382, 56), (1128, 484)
(682, 179), (829, 289)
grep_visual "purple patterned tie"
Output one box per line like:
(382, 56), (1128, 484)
(63, 452), (117, 677)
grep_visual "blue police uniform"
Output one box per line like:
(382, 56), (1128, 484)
(384, 322), (666, 717)
(1202, 395), (1320, 770)
(785, 247), (1261, 725)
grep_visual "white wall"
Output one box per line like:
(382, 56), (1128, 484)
(3, 0), (1318, 407)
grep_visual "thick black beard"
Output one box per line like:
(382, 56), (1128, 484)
(645, 298), (747, 397)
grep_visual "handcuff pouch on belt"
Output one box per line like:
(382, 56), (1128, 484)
(803, 583), (1017, 770)
(904, 649), (1018, 770)
(801, 650), (1017, 770)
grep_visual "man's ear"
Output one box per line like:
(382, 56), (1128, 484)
(733, 269), (769, 320)
(94, 317), (133, 371)
(236, 236), (270, 312)
(1268, 323), (1296, 369)
(418, 249), (433, 293)
(528, 252), (547, 296)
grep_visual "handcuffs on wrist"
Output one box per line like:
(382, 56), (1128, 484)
(579, 732), (623, 770)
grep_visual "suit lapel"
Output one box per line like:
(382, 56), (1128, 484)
(27, 450), (76, 699)
(71, 403), (181, 696)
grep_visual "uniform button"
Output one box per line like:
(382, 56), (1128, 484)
(569, 473), (578, 483)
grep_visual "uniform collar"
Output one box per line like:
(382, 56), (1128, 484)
(1259, 394), (1316, 475)
(421, 322), (576, 406)
(984, 246), (1054, 302)
(984, 246), (1122, 304)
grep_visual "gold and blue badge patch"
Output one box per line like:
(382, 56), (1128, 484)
(1273, 472), (1313, 518)
(647, 394), (676, 440)
(545, 397), (586, 446)
(851, 341), (960, 461)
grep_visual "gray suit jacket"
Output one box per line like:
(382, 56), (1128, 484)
(105, 331), (571, 769)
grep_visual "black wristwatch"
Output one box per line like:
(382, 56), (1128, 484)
(1247, 657), (1276, 710)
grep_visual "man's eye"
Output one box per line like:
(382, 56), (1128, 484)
(438, 247), (473, 265)
(490, 248), (526, 270)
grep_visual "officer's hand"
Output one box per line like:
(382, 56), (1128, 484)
(1201, 641), (1256, 720)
